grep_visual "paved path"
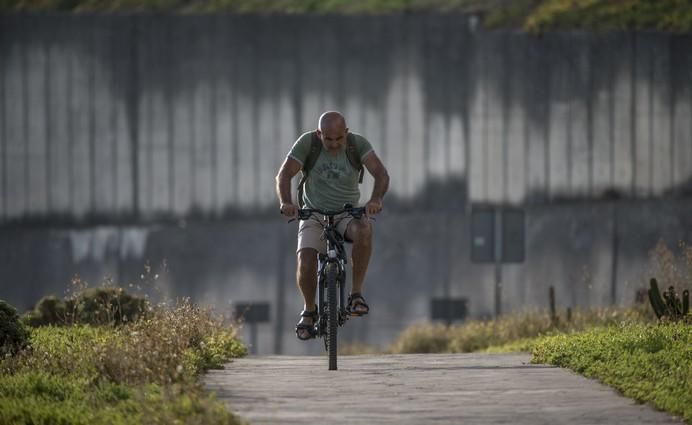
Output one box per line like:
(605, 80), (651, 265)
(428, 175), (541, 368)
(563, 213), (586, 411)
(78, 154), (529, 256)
(204, 353), (683, 425)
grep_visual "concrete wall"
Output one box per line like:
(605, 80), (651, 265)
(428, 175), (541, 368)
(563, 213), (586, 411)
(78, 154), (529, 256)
(1, 14), (691, 221)
(2, 199), (691, 355)
(2, 14), (692, 354)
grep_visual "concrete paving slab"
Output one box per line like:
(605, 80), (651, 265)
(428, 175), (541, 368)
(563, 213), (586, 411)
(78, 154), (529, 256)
(204, 353), (684, 425)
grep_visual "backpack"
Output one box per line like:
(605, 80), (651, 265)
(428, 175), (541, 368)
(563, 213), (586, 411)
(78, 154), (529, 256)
(296, 131), (364, 208)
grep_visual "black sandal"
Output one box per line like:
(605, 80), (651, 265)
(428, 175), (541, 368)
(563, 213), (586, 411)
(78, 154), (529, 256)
(347, 293), (370, 317)
(295, 309), (318, 340)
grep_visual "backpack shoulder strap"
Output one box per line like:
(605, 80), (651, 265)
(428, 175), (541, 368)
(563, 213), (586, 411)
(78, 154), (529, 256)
(296, 132), (322, 208)
(345, 133), (364, 184)
(303, 132), (323, 175)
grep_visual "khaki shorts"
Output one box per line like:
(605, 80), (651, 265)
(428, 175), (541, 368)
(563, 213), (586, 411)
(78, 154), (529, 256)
(297, 213), (353, 255)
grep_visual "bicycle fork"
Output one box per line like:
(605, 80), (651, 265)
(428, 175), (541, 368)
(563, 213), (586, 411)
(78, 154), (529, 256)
(316, 254), (348, 337)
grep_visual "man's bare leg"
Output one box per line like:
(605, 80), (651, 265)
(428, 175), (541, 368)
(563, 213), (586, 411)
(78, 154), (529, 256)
(346, 218), (372, 314)
(296, 248), (318, 338)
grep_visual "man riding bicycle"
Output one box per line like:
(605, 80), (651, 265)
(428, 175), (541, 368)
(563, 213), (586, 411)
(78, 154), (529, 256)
(275, 111), (390, 341)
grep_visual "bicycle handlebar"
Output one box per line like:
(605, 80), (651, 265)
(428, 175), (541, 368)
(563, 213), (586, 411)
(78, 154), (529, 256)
(284, 203), (369, 223)
(299, 204), (365, 219)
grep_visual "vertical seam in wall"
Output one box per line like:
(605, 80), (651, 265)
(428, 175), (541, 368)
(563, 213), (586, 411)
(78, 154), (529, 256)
(189, 21), (196, 213)
(587, 38), (594, 196)
(45, 36), (52, 213)
(111, 19), (119, 212)
(522, 37), (530, 204)
(129, 16), (140, 217)
(0, 15), (5, 220)
(147, 27), (154, 214)
(668, 35), (675, 190)
(422, 17), (430, 202)
(444, 20), (452, 189)
(648, 42), (654, 197)
(482, 34), (489, 200)
(231, 20), (239, 207)
(334, 16), (344, 113)
(566, 51), (573, 193)
(166, 18), (175, 213)
(358, 18), (367, 150)
(608, 39), (615, 189)
(544, 41), (551, 201)
(689, 43), (692, 182)
(89, 22), (96, 215)
(210, 15), (218, 215)
(0, 21), (5, 220)
(378, 17), (387, 168)
(403, 16), (410, 197)
(273, 20), (282, 211)
(22, 24), (29, 215)
(502, 32), (509, 202)
(252, 17), (260, 209)
(629, 33), (637, 197)
(67, 20), (75, 213)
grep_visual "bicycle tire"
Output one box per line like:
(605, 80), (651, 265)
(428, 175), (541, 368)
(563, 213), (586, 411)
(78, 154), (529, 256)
(325, 262), (338, 370)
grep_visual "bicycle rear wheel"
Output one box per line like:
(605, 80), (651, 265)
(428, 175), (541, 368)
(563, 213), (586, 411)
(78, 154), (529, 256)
(325, 262), (338, 370)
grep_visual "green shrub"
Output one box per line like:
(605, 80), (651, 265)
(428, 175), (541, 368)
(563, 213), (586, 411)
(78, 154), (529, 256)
(23, 288), (149, 327)
(1, 297), (247, 424)
(525, 0), (692, 32)
(532, 322), (692, 422)
(0, 300), (29, 357)
(22, 296), (70, 327)
(73, 287), (148, 326)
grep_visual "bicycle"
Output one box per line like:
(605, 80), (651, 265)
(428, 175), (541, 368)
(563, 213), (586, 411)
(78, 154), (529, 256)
(289, 203), (368, 370)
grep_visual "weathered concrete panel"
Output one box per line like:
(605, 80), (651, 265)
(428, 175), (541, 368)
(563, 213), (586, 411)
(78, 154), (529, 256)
(2, 15), (691, 220)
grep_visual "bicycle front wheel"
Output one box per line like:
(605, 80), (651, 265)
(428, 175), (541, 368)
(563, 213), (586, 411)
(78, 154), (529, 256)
(325, 262), (338, 371)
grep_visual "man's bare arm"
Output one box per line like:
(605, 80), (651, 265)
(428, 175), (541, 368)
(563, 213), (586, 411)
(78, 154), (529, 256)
(362, 152), (389, 215)
(275, 157), (302, 216)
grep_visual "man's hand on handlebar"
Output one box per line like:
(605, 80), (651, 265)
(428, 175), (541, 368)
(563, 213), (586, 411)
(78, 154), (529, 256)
(280, 203), (297, 218)
(364, 199), (383, 217)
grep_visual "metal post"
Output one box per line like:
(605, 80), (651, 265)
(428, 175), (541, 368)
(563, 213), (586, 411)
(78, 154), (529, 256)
(250, 323), (258, 355)
(610, 202), (619, 305)
(494, 207), (503, 317)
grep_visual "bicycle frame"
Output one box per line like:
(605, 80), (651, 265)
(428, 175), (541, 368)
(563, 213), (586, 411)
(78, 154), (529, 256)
(290, 204), (366, 370)
(315, 214), (349, 337)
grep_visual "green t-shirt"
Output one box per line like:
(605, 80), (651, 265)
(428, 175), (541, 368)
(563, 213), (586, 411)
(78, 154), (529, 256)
(288, 131), (373, 212)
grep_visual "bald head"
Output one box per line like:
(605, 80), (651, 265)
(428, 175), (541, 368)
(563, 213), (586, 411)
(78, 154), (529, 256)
(318, 111), (346, 132)
(316, 111), (349, 152)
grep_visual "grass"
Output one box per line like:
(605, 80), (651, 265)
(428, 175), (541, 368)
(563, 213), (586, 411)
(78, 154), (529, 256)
(0, 297), (247, 425)
(386, 305), (653, 354)
(532, 322), (692, 423)
(1, 0), (691, 32)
